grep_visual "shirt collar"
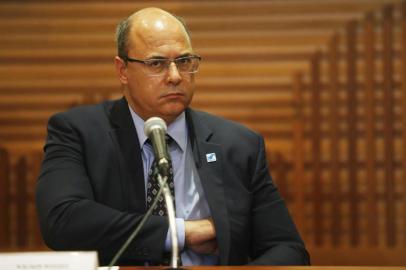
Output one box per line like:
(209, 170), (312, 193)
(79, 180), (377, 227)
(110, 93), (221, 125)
(128, 105), (187, 152)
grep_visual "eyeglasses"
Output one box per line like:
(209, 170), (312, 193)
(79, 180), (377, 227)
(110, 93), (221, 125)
(124, 55), (202, 76)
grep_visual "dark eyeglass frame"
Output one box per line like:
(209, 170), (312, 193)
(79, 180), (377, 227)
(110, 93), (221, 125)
(123, 54), (202, 76)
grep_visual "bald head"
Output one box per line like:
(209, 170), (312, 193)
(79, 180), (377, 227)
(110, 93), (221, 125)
(115, 8), (191, 61)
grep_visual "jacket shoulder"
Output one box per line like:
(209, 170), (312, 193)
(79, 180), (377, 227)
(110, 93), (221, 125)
(48, 100), (115, 127)
(189, 108), (261, 138)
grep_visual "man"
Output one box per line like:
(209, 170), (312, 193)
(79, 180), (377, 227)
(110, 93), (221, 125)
(36, 7), (310, 266)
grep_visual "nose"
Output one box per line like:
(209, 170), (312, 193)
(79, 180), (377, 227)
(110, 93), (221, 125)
(166, 62), (182, 85)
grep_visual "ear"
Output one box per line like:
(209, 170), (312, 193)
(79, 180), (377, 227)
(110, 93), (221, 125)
(114, 56), (128, 85)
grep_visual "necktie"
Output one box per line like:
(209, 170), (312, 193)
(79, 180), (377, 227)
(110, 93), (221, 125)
(145, 137), (182, 266)
(146, 138), (175, 216)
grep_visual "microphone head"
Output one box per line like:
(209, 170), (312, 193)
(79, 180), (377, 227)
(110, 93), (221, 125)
(144, 117), (167, 137)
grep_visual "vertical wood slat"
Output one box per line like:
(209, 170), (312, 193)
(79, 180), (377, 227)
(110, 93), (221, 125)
(311, 51), (323, 246)
(292, 71), (305, 232)
(327, 33), (341, 246)
(0, 148), (10, 247)
(26, 154), (36, 247)
(34, 152), (45, 247)
(27, 152), (44, 247)
(345, 20), (360, 246)
(382, 4), (396, 247)
(15, 156), (28, 248)
(402, 0), (406, 248)
(363, 12), (378, 246)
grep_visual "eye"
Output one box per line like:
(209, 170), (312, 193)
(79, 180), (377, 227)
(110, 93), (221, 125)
(176, 57), (191, 65)
(146, 59), (165, 68)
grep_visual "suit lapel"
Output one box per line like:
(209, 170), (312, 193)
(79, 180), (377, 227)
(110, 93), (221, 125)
(108, 97), (146, 213)
(186, 108), (231, 265)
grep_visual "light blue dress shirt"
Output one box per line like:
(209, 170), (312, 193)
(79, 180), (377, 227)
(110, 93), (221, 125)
(129, 106), (219, 265)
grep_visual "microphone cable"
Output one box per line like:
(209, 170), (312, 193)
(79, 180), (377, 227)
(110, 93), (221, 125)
(107, 174), (170, 269)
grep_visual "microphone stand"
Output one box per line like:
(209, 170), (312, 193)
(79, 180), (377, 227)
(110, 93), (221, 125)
(107, 172), (182, 270)
(156, 172), (181, 269)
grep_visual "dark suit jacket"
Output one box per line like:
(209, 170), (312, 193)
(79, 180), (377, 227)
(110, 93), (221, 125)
(36, 97), (310, 266)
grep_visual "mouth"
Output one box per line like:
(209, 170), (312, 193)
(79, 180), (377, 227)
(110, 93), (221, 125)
(161, 92), (185, 99)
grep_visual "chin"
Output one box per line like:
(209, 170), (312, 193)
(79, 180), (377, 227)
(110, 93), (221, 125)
(166, 101), (188, 112)
(160, 105), (186, 122)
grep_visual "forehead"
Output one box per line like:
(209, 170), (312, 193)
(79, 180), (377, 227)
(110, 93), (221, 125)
(129, 12), (192, 57)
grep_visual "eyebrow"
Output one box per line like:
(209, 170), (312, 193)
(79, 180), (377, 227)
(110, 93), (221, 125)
(145, 53), (193, 60)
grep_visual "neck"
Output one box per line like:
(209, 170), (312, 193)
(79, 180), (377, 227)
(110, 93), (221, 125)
(126, 99), (179, 126)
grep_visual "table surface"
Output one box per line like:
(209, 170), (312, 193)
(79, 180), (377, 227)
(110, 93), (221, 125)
(118, 266), (406, 270)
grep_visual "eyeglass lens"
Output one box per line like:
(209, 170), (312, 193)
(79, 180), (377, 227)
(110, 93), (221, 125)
(145, 56), (199, 75)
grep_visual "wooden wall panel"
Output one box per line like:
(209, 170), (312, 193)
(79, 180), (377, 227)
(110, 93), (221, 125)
(288, 0), (405, 264)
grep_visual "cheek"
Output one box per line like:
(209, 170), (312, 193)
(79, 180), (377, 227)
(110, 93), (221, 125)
(185, 77), (195, 96)
(132, 77), (161, 100)
(184, 73), (195, 83)
(181, 73), (194, 87)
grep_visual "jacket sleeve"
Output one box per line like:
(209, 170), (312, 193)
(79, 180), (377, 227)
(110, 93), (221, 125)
(248, 135), (310, 265)
(36, 112), (168, 266)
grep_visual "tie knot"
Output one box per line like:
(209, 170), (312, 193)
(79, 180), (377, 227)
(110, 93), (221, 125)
(145, 134), (172, 147)
(165, 134), (173, 145)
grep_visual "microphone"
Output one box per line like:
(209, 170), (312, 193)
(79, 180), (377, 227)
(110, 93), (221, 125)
(144, 117), (171, 176)
(144, 117), (181, 269)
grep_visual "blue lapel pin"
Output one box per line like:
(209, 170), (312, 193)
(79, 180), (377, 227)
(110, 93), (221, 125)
(206, 153), (217, 163)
